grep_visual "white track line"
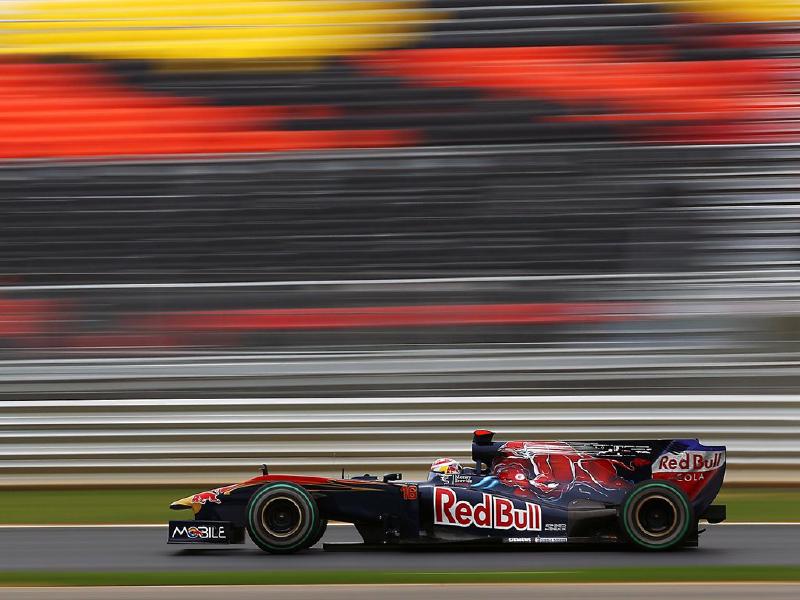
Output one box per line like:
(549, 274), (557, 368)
(5, 267), (800, 292)
(0, 522), (356, 529)
(0, 522), (796, 529)
(0, 524), (165, 529)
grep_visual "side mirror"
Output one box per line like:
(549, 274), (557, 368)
(260, 464), (269, 475)
(383, 472), (402, 482)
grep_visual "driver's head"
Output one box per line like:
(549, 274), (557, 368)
(429, 457), (462, 477)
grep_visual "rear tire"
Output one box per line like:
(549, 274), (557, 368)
(619, 480), (694, 551)
(246, 482), (321, 554)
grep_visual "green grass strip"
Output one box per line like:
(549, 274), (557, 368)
(717, 487), (800, 522)
(0, 488), (196, 524)
(0, 487), (797, 525)
(0, 565), (799, 587)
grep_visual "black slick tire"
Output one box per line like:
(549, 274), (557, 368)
(246, 482), (321, 554)
(619, 480), (695, 551)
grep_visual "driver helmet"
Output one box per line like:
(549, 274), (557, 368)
(429, 457), (462, 477)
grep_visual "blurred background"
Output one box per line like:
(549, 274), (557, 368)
(1, 0), (799, 488)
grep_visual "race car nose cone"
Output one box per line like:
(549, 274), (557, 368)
(170, 496), (194, 510)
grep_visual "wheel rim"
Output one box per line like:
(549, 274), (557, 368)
(634, 494), (678, 538)
(261, 497), (303, 538)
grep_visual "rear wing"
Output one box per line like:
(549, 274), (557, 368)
(652, 439), (726, 516)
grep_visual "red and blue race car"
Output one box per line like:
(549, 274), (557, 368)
(168, 430), (726, 552)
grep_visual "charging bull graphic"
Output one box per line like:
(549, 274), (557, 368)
(190, 482), (253, 505)
(492, 441), (650, 501)
(190, 490), (222, 505)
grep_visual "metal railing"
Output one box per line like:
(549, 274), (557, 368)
(2, 395), (797, 485)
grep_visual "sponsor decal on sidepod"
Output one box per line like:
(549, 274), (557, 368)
(440, 474), (474, 487)
(434, 487), (542, 531)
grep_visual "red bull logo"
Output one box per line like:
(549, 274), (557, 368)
(653, 449), (725, 499)
(654, 451), (725, 473)
(433, 487), (541, 531)
(189, 482), (250, 505)
(190, 490), (222, 504)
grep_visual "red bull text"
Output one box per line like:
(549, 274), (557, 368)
(433, 487), (542, 531)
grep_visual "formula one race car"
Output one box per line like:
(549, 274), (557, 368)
(168, 430), (726, 552)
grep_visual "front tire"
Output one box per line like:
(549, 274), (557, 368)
(246, 482), (321, 554)
(619, 480), (694, 551)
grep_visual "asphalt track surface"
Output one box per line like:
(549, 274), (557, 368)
(1, 524), (797, 572)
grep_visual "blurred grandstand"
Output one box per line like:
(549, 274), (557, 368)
(0, 0), (799, 483)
